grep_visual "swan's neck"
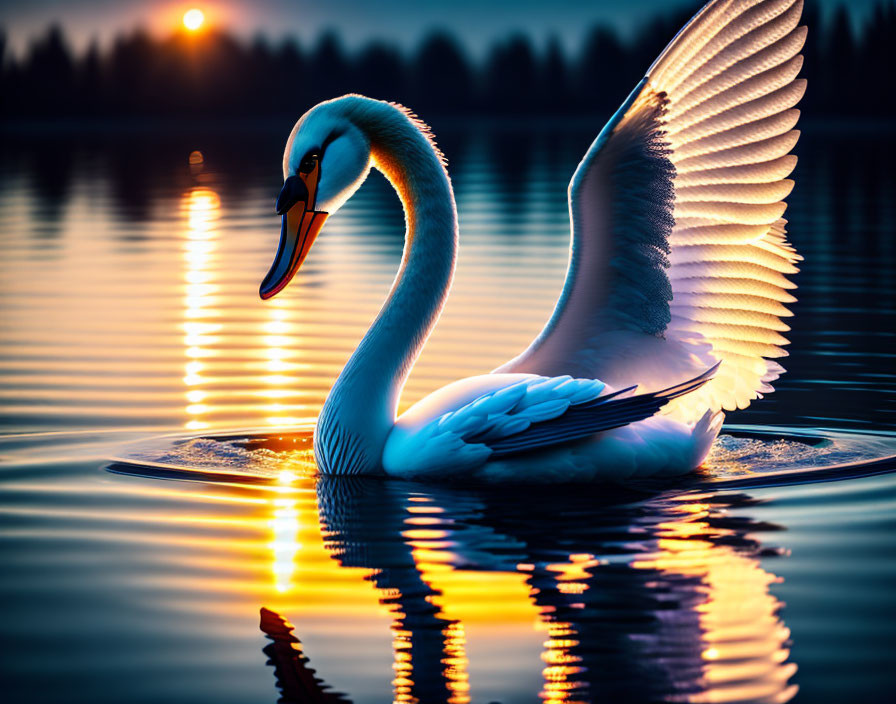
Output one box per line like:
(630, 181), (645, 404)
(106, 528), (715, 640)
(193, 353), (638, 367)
(315, 105), (457, 475)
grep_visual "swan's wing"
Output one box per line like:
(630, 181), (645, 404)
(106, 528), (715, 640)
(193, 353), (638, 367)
(505, 0), (805, 421)
(485, 365), (718, 458)
(383, 366), (716, 477)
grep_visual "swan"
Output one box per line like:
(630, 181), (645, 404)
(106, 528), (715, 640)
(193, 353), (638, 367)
(259, 0), (805, 482)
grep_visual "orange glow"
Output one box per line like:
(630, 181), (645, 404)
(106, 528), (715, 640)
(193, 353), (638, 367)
(183, 8), (205, 31)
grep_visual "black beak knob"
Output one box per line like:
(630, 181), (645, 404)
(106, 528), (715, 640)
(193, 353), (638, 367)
(275, 175), (309, 215)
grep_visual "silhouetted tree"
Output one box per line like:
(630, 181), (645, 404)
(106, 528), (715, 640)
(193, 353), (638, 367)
(540, 37), (571, 113)
(484, 34), (538, 113)
(857, 0), (896, 116)
(22, 26), (76, 115)
(0, 2), (893, 120)
(355, 42), (408, 104)
(799, 0), (822, 115)
(826, 5), (856, 115)
(77, 41), (103, 115)
(273, 38), (308, 115)
(106, 29), (156, 114)
(310, 31), (351, 102)
(0, 30), (8, 109)
(191, 32), (254, 113)
(579, 25), (631, 113)
(412, 32), (474, 113)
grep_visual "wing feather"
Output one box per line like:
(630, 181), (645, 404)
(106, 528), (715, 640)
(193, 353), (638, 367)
(668, 79), (806, 136)
(676, 114), (800, 158)
(673, 152), (800, 186)
(500, 0), (805, 421)
(488, 365), (718, 457)
(674, 24), (806, 102)
(675, 179), (795, 204)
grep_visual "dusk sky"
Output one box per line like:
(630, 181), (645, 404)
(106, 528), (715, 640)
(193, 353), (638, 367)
(0, 0), (878, 58)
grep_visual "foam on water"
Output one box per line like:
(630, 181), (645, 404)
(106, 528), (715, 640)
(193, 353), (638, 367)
(111, 424), (896, 489)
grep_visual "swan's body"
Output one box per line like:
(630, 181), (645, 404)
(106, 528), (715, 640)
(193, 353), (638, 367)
(261, 0), (805, 482)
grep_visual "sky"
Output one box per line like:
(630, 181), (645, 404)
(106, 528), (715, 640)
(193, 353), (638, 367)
(0, 0), (880, 58)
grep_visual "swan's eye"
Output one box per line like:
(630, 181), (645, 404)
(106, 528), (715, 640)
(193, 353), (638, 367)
(299, 153), (319, 174)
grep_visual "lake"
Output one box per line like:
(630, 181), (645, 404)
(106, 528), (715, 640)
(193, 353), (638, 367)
(1, 118), (894, 703)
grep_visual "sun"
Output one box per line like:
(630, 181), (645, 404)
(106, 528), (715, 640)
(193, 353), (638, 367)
(183, 8), (205, 31)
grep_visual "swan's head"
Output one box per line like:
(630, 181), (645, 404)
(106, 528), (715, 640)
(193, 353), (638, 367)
(260, 100), (372, 299)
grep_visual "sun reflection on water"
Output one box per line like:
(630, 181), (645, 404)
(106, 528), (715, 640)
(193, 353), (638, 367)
(100, 443), (800, 703)
(180, 179), (318, 430)
(262, 297), (303, 427)
(269, 470), (301, 593)
(182, 187), (221, 431)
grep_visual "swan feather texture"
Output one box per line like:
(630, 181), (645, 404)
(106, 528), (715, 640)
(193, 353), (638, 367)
(262, 0), (805, 481)
(383, 365), (718, 480)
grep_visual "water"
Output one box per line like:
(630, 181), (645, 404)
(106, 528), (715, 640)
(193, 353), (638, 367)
(1, 119), (895, 703)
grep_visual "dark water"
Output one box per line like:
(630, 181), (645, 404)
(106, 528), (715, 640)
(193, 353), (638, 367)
(1, 119), (895, 703)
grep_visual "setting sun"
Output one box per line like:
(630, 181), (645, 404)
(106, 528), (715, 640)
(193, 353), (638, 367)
(183, 8), (205, 31)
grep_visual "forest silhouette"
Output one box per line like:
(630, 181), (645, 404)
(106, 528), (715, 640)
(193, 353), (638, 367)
(1, 1), (893, 120)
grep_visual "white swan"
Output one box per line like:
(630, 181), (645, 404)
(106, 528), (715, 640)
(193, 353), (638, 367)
(259, 0), (805, 482)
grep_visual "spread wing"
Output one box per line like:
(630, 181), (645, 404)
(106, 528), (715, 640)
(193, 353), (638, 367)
(503, 0), (805, 422)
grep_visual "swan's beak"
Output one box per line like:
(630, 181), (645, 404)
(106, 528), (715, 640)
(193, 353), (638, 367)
(260, 169), (328, 300)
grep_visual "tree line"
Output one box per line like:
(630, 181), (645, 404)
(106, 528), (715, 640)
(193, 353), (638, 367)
(1, 1), (893, 120)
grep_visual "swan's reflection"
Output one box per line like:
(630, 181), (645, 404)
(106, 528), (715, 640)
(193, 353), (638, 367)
(263, 477), (797, 703)
(260, 607), (350, 703)
(315, 477), (470, 703)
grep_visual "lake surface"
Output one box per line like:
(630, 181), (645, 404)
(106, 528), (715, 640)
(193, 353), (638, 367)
(1, 119), (895, 703)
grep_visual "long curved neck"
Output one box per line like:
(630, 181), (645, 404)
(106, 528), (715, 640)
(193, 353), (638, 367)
(316, 102), (457, 475)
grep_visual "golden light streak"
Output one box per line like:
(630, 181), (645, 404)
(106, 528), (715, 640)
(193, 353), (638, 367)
(182, 187), (220, 430)
(540, 621), (586, 704)
(443, 621), (471, 704)
(262, 297), (302, 427)
(268, 471), (301, 594)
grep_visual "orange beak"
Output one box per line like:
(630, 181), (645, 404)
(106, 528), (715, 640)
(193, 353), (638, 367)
(260, 163), (328, 300)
